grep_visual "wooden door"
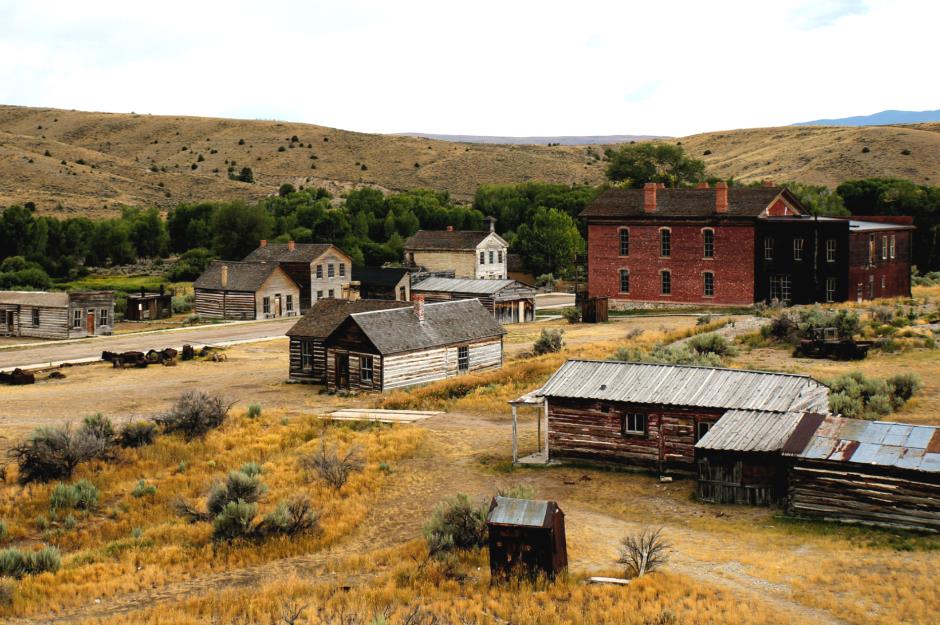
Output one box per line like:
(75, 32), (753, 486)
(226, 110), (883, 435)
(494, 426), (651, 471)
(4, 311), (13, 334)
(86, 310), (95, 334)
(335, 353), (350, 389)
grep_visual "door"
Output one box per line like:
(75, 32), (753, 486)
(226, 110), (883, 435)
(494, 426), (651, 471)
(274, 294), (282, 317)
(4, 311), (13, 335)
(335, 353), (350, 389)
(86, 310), (95, 334)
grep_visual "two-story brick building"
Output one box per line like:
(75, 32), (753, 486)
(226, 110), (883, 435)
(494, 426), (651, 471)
(581, 182), (913, 307)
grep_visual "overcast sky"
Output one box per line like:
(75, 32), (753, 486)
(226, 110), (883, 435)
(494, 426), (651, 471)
(0, 0), (936, 136)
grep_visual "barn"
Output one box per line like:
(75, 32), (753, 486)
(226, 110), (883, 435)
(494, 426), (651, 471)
(0, 291), (115, 339)
(285, 298), (410, 384)
(323, 297), (505, 392)
(487, 496), (567, 580)
(529, 360), (829, 473)
(783, 414), (940, 531)
(351, 266), (411, 301)
(410, 277), (536, 324)
(193, 261), (301, 320)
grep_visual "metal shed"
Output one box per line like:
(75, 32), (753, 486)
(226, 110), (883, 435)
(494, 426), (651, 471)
(487, 496), (567, 580)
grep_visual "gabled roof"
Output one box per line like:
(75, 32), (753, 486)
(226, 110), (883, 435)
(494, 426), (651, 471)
(286, 298), (410, 338)
(411, 277), (534, 295)
(405, 229), (506, 251)
(580, 187), (798, 219)
(487, 496), (560, 528)
(696, 410), (815, 453)
(783, 414), (940, 473)
(193, 261), (295, 292)
(0, 291), (69, 307)
(537, 360), (829, 414)
(243, 243), (338, 263)
(342, 299), (505, 354)
(351, 266), (411, 288)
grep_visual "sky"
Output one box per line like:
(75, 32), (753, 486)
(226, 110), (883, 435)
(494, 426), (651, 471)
(0, 0), (937, 137)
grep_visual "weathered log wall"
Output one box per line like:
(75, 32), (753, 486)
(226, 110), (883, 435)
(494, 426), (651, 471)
(288, 337), (326, 383)
(194, 289), (255, 320)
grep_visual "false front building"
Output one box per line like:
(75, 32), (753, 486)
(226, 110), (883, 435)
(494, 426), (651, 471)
(581, 183), (913, 307)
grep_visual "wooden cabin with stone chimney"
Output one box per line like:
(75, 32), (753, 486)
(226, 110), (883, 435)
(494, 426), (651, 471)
(193, 261), (301, 320)
(322, 296), (506, 392)
(243, 241), (353, 310)
(404, 217), (509, 280)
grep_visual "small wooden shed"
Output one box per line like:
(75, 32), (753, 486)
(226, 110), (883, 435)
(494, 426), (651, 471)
(410, 277), (536, 324)
(125, 286), (173, 321)
(487, 496), (567, 580)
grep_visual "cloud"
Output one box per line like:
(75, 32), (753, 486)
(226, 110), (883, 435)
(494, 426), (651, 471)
(791, 0), (868, 29)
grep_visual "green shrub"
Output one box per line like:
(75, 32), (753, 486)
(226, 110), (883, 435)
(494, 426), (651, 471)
(535, 273), (556, 290)
(0, 546), (61, 578)
(612, 344), (723, 367)
(212, 500), (258, 541)
(561, 307), (581, 324)
(887, 373), (922, 404)
(827, 371), (919, 419)
(132, 480), (157, 498)
(829, 392), (864, 418)
(49, 480), (99, 514)
(533, 328), (564, 355)
(257, 495), (319, 537)
(497, 484), (536, 499)
(247, 404), (262, 419)
(118, 421), (156, 448)
(157, 391), (229, 440)
(423, 493), (487, 558)
(687, 333), (736, 357)
(239, 461), (263, 477)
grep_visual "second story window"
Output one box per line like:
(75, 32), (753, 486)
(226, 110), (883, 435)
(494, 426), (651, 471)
(660, 229), (671, 257)
(619, 229), (630, 256)
(339, 263), (346, 277)
(764, 237), (774, 260)
(489, 250), (494, 264)
(826, 239), (837, 262)
(479, 251), (485, 265)
(881, 236), (888, 260)
(889, 235), (896, 259)
(316, 264), (323, 279)
(328, 263), (335, 278)
(703, 229), (714, 259)
(793, 238), (804, 261)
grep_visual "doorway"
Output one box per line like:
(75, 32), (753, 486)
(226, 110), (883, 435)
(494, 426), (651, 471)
(86, 310), (95, 334)
(334, 353), (350, 389)
(4, 310), (14, 335)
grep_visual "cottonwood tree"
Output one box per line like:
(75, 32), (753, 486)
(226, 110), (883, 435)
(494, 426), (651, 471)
(604, 143), (705, 188)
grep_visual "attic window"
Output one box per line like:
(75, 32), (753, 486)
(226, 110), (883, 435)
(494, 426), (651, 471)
(599, 384), (607, 391)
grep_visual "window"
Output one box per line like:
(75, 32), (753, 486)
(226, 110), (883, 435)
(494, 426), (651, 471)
(793, 238), (805, 261)
(339, 263), (346, 277)
(360, 356), (373, 383)
(316, 264), (323, 279)
(660, 270), (671, 295)
(286, 295), (294, 313)
(825, 277), (836, 303)
(763, 237), (774, 260)
(881, 236), (888, 260)
(479, 251), (485, 265)
(619, 229), (630, 256)
(881, 275), (886, 290)
(31, 308), (40, 327)
(660, 229), (671, 257)
(769, 275), (792, 304)
(300, 340), (313, 370)
(697, 421), (714, 441)
(890, 235), (896, 259)
(457, 345), (469, 373)
(488, 250), (494, 264)
(72, 309), (82, 329)
(619, 269), (630, 293)
(703, 271), (714, 297)
(399, 286), (406, 301)
(328, 263), (335, 278)
(98, 308), (109, 327)
(868, 235), (875, 265)
(621, 413), (646, 436)
(316, 290), (323, 300)
(498, 250), (503, 264)
(826, 239), (836, 262)
(262, 296), (271, 315)
(328, 289), (334, 298)
(702, 229), (714, 258)
(868, 275), (875, 299)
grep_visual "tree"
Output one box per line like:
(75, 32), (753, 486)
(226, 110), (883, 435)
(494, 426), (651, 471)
(278, 183), (296, 197)
(604, 143), (706, 187)
(237, 167), (254, 183)
(210, 201), (274, 259)
(779, 182), (848, 217)
(512, 207), (584, 276)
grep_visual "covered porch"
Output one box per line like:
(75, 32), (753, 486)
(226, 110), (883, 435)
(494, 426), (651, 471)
(509, 389), (553, 465)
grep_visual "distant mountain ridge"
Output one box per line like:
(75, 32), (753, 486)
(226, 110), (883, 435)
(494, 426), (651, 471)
(396, 133), (661, 145)
(794, 109), (940, 127)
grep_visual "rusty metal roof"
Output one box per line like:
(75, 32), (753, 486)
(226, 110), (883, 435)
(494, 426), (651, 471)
(537, 360), (829, 414)
(487, 497), (555, 527)
(696, 410), (812, 452)
(784, 415), (940, 473)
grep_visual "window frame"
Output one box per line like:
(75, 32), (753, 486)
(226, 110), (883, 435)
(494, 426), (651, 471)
(793, 238), (805, 261)
(769, 274), (792, 305)
(360, 355), (374, 383)
(660, 269), (671, 296)
(703, 271), (715, 297)
(702, 228), (714, 259)
(889, 235), (896, 259)
(619, 228), (630, 257)
(316, 264), (323, 279)
(697, 421), (714, 441)
(457, 345), (470, 373)
(826, 239), (837, 263)
(488, 250), (494, 264)
(328, 289), (334, 299)
(659, 228), (671, 258)
(619, 269), (630, 294)
(479, 251), (485, 265)
(498, 250), (503, 264)
(31, 308), (40, 327)
(399, 286), (406, 301)
(262, 296), (271, 315)
(300, 339), (314, 371)
(286, 294), (293, 313)
(825, 277), (836, 303)
(621, 412), (647, 436)
(316, 290), (323, 300)
(763, 236), (774, 261)
(339, 263), (346, 277)
(98, 308), (109, 327)
(72, 308), (82, 329)
(328, 263), (335, 279)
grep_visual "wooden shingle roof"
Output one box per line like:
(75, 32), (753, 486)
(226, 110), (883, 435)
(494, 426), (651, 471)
(243, 243), (337, 263)
(286, 298), (410, 338)
(351, 266), (411, 288)
(405, 230), (503, 251)
(580, 187), (798, 219)
(193, 261), (294, 292)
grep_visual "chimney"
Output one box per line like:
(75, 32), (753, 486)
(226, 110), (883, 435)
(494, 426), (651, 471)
(486, 216), (496, 233)
(446, 225), (454, 232)
(260, 239), (267, 247)
(762, 179), (775, 187)
(413, 294), (425, 322)
(347, 281), (361, 302)
(715, 181), (729, 213)
(656, 182), (666, 189)
(288, 240), (296, 251)
(643, 182), (657, 213)
(220, 264), (229, 289)
(696, 182), (709, 189)
(159, 284), (165, 296)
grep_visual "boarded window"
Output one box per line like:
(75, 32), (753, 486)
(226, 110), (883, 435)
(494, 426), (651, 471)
(660, 229), (670, 257)
(703, 271), (714, 297)
(826, 239), (836, 262)
(703, 229), (714, 258)
(620, 229), (630, 256)
(763, 237), (774, 260)
(793, 238), (804, 261)
(619, 269), (630, 293)
(826, 277), (836, 302)
(360, 356), (374, 382)
(621, 413), (646, 435)
(661, 270), (671, 295)
(457, 345), (469, 373)
(300, 340), (313, 370)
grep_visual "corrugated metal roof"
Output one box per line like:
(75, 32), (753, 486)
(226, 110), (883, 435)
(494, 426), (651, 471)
(487, 496), (550, 527)
(537, 360), (829, 414)
(411, 277), (524, 295)
(695, 410), (810, 452)
(849, 220), (913, 232)
(786, 415), (940, 473)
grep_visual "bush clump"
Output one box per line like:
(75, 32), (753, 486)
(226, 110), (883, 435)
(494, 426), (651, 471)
(300, 442), (363, 489)
(423, 493), (487, 558)
(561, 307), (581, 324)
(132, 480), (157, 498)
(49, 480), (99, 514)
(612, 343), (723, 367)
(827, 371), (921, 418)
(687, 332), (737, 357)
(247, 403), (262, 419)
(212, 500), (258, 541)
(118, 421), (157, 448)
(8, 421), (115, 484)
(533, 328), (564, 355)
(0, 546), (61, 578)
(765, 307), (860, 345)
(156, 391), (229, 440)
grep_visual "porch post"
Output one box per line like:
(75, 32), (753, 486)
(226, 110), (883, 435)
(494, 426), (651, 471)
(542, 398), (549, 459)
(511, 404), (518, 464)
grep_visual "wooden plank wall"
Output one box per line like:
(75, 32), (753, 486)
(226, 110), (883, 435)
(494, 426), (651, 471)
(195, 289), (255, 320)
(381, 338), (503, 391)
(0, 305), (70, 339)
(288, 337), (327, 383)
(256, 271), (301, 319)
(788, 460), (940, 531)
(324, 349), (382, 392)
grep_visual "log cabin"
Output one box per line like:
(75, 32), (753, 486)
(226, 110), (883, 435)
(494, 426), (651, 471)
(285, 298), (410, 384)
(782, 414), (940, 531)
(351, 266), (411, 301)
(323, 297), (505, 392)
(193, 261), (301, 320)
(410, 277), (536, 324)
(243, 241), (352, 310)
(0, 290), (115, 339)
(529, 360), (829, 473)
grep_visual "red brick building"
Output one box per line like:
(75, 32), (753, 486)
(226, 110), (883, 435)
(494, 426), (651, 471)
(581, 183), (913, 307)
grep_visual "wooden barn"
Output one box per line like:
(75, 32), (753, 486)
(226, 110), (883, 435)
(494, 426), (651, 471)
(323, 297), (505, 392)
(193, 261), (301, 320)
(695, 409), (812, 505)
(410, 277), (536, 324)
(124, 287), (173, 321)
(0, 290), (115, 339)
(285, 299), (410, 384)
(487, 496), (567, 580)
(351, 266), (411, 301)
(528, 360), (829, 473)
(243, 241), (352, 310)
(783, 414), (940, 531)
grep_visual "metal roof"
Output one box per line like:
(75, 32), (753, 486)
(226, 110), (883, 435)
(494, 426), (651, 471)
(537, 360), (829, 414)
(411, 277), (527, 295)
(487, 496), (552, 527)
(695, 410), (811, 452)
(848, 220), (914, 232)
(785, 415), (940, 473)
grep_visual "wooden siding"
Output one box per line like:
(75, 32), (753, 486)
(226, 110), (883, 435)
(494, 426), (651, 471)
(696, 451), (787, 506)
(195, 289), (255, 320)
(255, 269), (302, 319)
(409, 250), (477, 280)
(0, 298), (114, 339)
(310, 250), (352, 304)
(410, 290), (534, 324)
(288, 337), (326, 383)
(788, 460), (940, 531)
(325, 349), (383, 392)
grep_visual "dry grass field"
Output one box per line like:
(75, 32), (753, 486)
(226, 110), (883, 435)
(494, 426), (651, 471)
(3, 104), (940, 216)
(1, 314), (938, 625)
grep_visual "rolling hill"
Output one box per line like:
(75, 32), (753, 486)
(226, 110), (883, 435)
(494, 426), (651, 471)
(793, 109), (940, 126)
(2, 105), (940, 218)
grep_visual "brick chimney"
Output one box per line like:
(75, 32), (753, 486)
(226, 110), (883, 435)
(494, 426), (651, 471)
(446, 225), (454, 232)
(260, 239), (267, 247)
(656, 182), (666, 189)
(287, 240), (296, 252)
(220, 264), (229, 289)
(762, 179), (775, 187)
(413, 294), (425, 322)
(643, 182), (657, 213)
(696, 182), (709, 189)
(715, 181), (729, 213)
